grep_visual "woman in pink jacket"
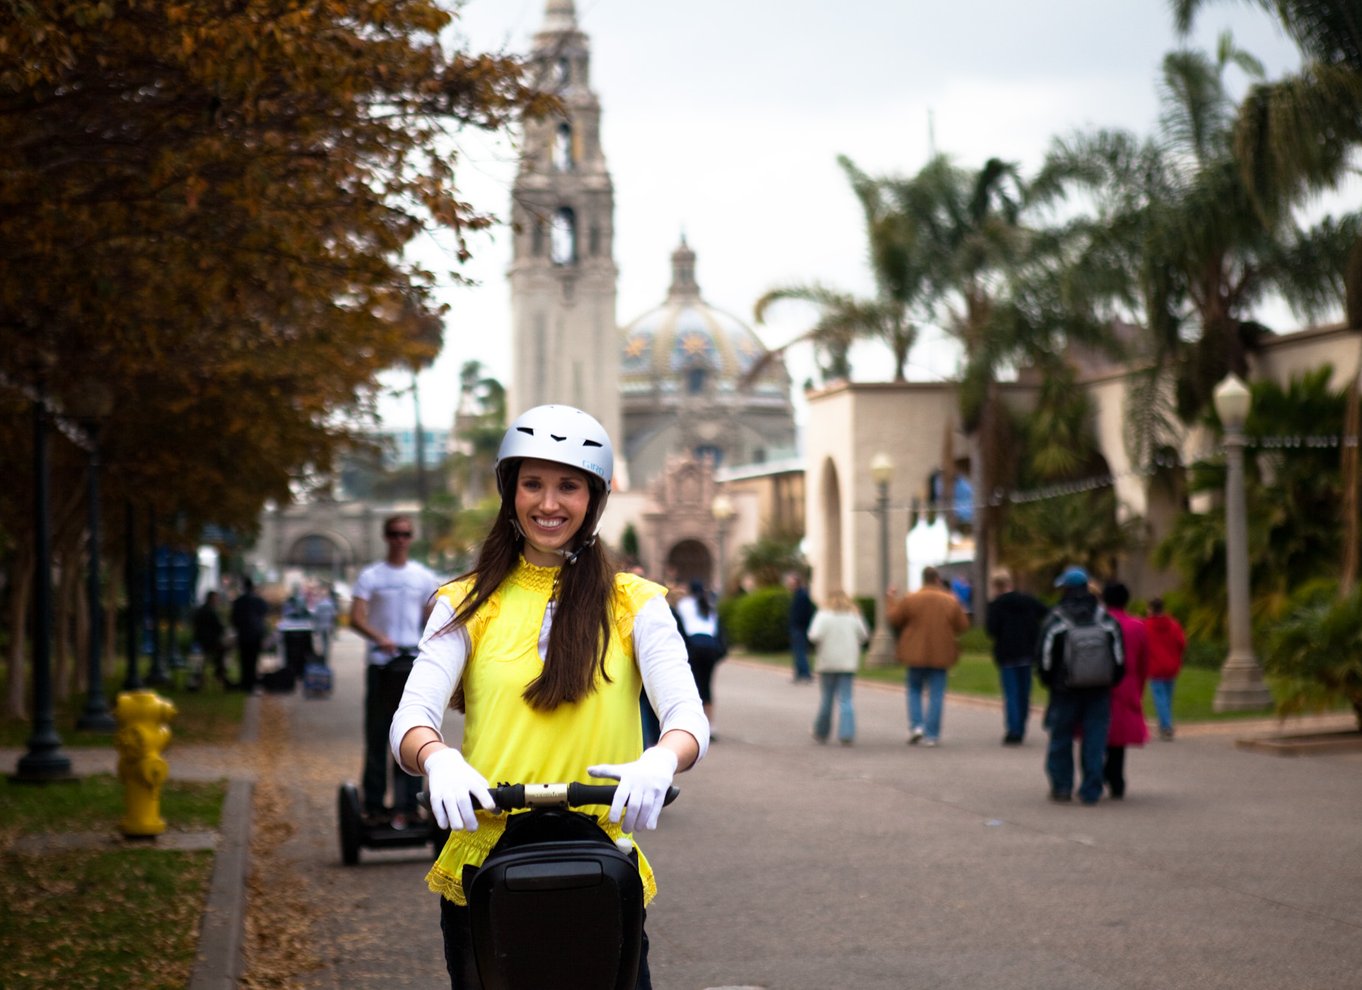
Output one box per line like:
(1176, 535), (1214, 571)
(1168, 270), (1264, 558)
(1100, 582), (1148, 798)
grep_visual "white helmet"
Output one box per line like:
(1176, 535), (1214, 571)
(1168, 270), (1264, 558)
(495, 404), (614, 496)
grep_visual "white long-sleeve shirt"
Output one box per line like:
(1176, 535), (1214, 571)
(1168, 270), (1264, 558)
(390, 593), (709, 773)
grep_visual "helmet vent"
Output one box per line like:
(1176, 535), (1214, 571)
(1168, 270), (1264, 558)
(516, 426), (534, 436)
(583, 439), (603, 448)
(551, 433), (566, 442)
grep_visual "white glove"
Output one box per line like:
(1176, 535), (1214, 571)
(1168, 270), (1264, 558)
(423, 748), (494, 831)
(587, 746), (678, 833)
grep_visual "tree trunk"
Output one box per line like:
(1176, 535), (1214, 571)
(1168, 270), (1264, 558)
(1341, 346), (1362, 596)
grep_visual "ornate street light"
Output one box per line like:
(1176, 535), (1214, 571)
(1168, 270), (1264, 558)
(711, 492), (735, 594)
(73, 385), (117, 731)
(866, 453), (897, 667)
(122, 499), (144, 691)
(14, 377), (73, 780)
(1212, 374), (1272, 712)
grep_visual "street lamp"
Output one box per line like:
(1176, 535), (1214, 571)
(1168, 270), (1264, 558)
(14, 378), (73, 781)
(73, 385), (117, 731)
(866, 453), (897, 667)
(1212, 374), (1272, 712)
(711, 492), (735, 594)
(122, 499), (143, 691)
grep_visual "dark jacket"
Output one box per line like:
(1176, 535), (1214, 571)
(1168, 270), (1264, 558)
(789, 586), (814, 632)
(230, 591), (268, 646)
(1036, 590), (1125, 691)
(193, 603), (225, 651)
(986, 589), (1048, 665)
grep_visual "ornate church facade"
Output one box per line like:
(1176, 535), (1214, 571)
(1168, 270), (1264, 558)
(508, 0), (797, 587)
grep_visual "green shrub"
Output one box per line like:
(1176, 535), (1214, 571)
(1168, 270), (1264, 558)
(1262, 581), (1362, 729)
(959, 626), (991, 653)
(731, 586), (791, 652)
(854, 595), (876, 632)
(717, 594), (742, 639)
(1181, 637), (1225, 670)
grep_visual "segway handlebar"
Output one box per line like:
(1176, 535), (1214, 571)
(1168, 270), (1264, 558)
(416, 783), (680, 814)
(488, 782), (680, 812)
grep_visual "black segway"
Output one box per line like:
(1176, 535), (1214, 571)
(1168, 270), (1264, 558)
(337, 647), (446, 865)
(463, 781), (679, 990)
(337, 779), (446, 865)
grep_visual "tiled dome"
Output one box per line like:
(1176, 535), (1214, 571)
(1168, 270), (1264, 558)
(620, 239), (786, 396)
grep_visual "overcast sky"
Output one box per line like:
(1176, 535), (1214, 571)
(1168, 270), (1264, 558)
(377, 0), (1325, 429)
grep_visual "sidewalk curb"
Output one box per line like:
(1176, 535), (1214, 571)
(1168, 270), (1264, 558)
(189, 691), (261, 990)
(189, 777), (253, 990)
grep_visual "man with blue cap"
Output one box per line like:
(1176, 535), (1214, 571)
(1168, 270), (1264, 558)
(1035, 565), (1125, 805)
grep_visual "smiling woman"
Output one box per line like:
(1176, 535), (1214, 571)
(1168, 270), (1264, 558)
(387, 403), (710, 989)
(513, 458), (593, 565)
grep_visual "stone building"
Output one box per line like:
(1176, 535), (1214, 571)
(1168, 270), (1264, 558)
(506, 0), (797, 589)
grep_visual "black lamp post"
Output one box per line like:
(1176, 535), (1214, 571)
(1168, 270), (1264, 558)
(122, 498), (144, 691)
(75, 387), (116, 731)
(145, 507), (169, 686)
(14, 381), (73, 781)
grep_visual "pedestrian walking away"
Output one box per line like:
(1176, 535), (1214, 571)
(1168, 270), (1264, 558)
(390, 404), (709, 990)
(350, 513), (442, 830)
(192, 589), (230, 689)
(1144, 596), (1186, 740)
(1100, 581), (1148, 799)
(229, 577), (268, 694)
(312, 585), (339, 664)
(786, 571), (815, 682)
(1037, 566), (1125, 805)
(675, 578), (727, 739)
(985, 567), (1048, 745)
(807, 589), (868, 745)
(886, 566), (969, 746)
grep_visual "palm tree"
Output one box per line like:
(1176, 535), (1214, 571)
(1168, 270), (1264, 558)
(1001, 364), (1140, 589)
(890, 154), (1116, 609)
(1172, 0), (1362, 590)
(753, 155), (926, 384)
(1035, 36), (1359, 446)
(1172, 4), (1361, 309)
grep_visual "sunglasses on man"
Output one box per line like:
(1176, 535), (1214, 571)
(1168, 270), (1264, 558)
(385, 530), (413, 539)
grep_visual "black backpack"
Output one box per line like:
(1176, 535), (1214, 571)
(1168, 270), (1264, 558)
(1056, 608), (1118, 688)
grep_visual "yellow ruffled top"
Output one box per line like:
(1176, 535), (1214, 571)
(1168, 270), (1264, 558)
(425, 557), (666, 906)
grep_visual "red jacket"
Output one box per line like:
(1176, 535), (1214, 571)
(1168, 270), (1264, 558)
(1145, 614), (1187, 680)
(1106, 608), (1149, 748)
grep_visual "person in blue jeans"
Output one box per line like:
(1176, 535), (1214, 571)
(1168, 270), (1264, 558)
(808, 590), (868, 744)
(886, 567), (969, 746)
(1036, 566), (1125, 804)
(786, 571), (815, 682)
(985, 567), (1048, 745)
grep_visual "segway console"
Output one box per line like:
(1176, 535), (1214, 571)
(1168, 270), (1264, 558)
(466, 782), (678, 990)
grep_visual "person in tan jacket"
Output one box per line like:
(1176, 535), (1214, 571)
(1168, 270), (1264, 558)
(886, 566), (969, 746)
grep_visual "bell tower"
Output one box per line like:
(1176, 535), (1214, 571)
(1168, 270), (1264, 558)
(508, 0), (621, 462)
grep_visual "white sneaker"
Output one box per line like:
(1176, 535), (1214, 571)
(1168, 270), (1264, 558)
(908, 727), (924, 745)
(923, 739), (939, 748)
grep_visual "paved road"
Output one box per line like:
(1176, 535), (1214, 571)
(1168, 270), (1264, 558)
(244, 629), (1362, 990)
(21, 628), (1359, 989)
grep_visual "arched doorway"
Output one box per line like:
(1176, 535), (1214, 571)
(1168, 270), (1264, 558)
(666, 539), (713, 589)
(286, 533), (347, 582)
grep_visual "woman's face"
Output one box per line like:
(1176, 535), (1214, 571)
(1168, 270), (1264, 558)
(514, 458), (593, 566)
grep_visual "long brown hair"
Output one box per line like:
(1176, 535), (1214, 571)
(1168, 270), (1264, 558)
(442, 460), (617, 712)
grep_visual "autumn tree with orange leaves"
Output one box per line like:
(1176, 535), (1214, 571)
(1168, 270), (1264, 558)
(0, 0), (554, 715)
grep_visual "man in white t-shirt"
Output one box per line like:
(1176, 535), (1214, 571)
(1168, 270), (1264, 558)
(349, 515), (442, 827)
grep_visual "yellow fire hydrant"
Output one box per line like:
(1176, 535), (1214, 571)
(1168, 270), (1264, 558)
(114, 690), (177, 838)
